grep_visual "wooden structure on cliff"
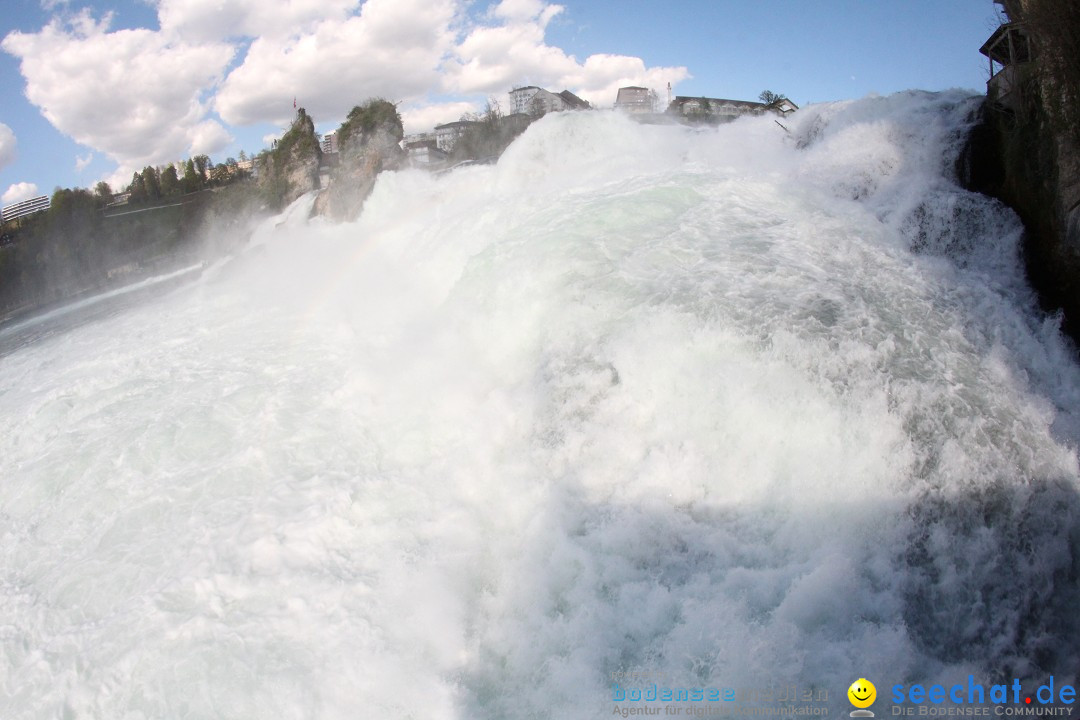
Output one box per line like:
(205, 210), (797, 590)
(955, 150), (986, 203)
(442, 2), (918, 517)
(980, 21), (1032, 113)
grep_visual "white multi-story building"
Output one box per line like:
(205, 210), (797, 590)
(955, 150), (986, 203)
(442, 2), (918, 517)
(434, 121), (481, 152)
(320, 131), (339, 155)
(510, 86), (590, 117)
(106, 192), (131, 208)
(614, 86), (658, 113)
(510, 86), (543, 115)
(1, 194), (50, 223)
(402, 132), (436, 149)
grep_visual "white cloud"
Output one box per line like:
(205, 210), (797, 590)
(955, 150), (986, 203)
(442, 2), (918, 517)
(400, 101), (479, 134)
(104, 167), (138, 193)
(5, 0), (688, 184)
(566, 54), (689, 108)
(443, 0), (688, 107)
(75, 151), (93, 171)
(157, 0), (361, 42)
(214, 0), (686, 128)
(491, 0), (561, 23)
(446, 7), (575, 95)
(2, 182), (40, 205)
(0, 123), (15, 170)
(2, 10), (234, 172)
(189, 120), (233, 156)
(215, 0), (457, 127)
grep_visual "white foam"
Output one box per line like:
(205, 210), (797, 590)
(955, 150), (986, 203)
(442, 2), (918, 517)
(0, 91), (1078, 718)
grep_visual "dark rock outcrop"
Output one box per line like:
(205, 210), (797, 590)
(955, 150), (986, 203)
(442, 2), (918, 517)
(258, 108), (322, 210)
(960, 100), (1080, 339)
(315, 99), (405, 222)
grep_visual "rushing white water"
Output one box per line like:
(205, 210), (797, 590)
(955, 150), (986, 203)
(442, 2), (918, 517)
(1, 90), (1079, 718)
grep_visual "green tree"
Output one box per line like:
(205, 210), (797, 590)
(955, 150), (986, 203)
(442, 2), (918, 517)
(128, 171), (146, 203)
(182, 158), (200, 193)
(141, 165), (161, 200)
(46, 187), (97, 229)
(193, 154), (210, 181)
(93, 180), (113, 207)
(160, 165), (180, 196)
(43, 187), (101, 278)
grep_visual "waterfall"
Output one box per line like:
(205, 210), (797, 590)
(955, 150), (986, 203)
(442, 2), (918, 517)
(1, 90), (1077, 719)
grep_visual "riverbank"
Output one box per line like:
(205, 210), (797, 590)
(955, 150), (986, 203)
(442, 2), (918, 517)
(0, 181), (264, 325)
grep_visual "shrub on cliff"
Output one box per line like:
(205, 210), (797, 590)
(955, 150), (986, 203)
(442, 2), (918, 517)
(337, 99), (403, 150)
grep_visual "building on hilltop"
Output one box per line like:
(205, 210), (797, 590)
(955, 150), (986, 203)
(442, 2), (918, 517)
(434, 120), (482, 152)
(402, 132), (435, 147)
(509, 86), (542, 114)
(768, 98), (799, 116)
(404, 138), (448, 168)
(318, 132), (339, 173)
(667, 95), (799, 123)
(556, 90), (591, 111)
(510, 86), (592, 117)
(320, 131), (339, 155)
(106, 192), (131, 208)
(615, 86), (658, 113)
(1, 195), (50, 224)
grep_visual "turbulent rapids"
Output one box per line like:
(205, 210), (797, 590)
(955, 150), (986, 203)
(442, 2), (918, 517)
(2, 90), (1079, 718)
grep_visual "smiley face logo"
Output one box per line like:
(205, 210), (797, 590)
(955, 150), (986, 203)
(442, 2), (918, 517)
(848, 678), (877, 709)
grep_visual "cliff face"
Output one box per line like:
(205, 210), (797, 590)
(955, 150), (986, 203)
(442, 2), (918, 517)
(962, 0), (1080, 341)
(962, 95), (1080, 338)
(259, 109), (323, 210)
(316, 100), (405, 222)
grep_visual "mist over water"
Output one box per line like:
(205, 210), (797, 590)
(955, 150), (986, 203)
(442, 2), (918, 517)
(2, 90), (1079, 718)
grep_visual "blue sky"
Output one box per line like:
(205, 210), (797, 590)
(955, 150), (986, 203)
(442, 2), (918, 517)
(0, 0), (1002, 205)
